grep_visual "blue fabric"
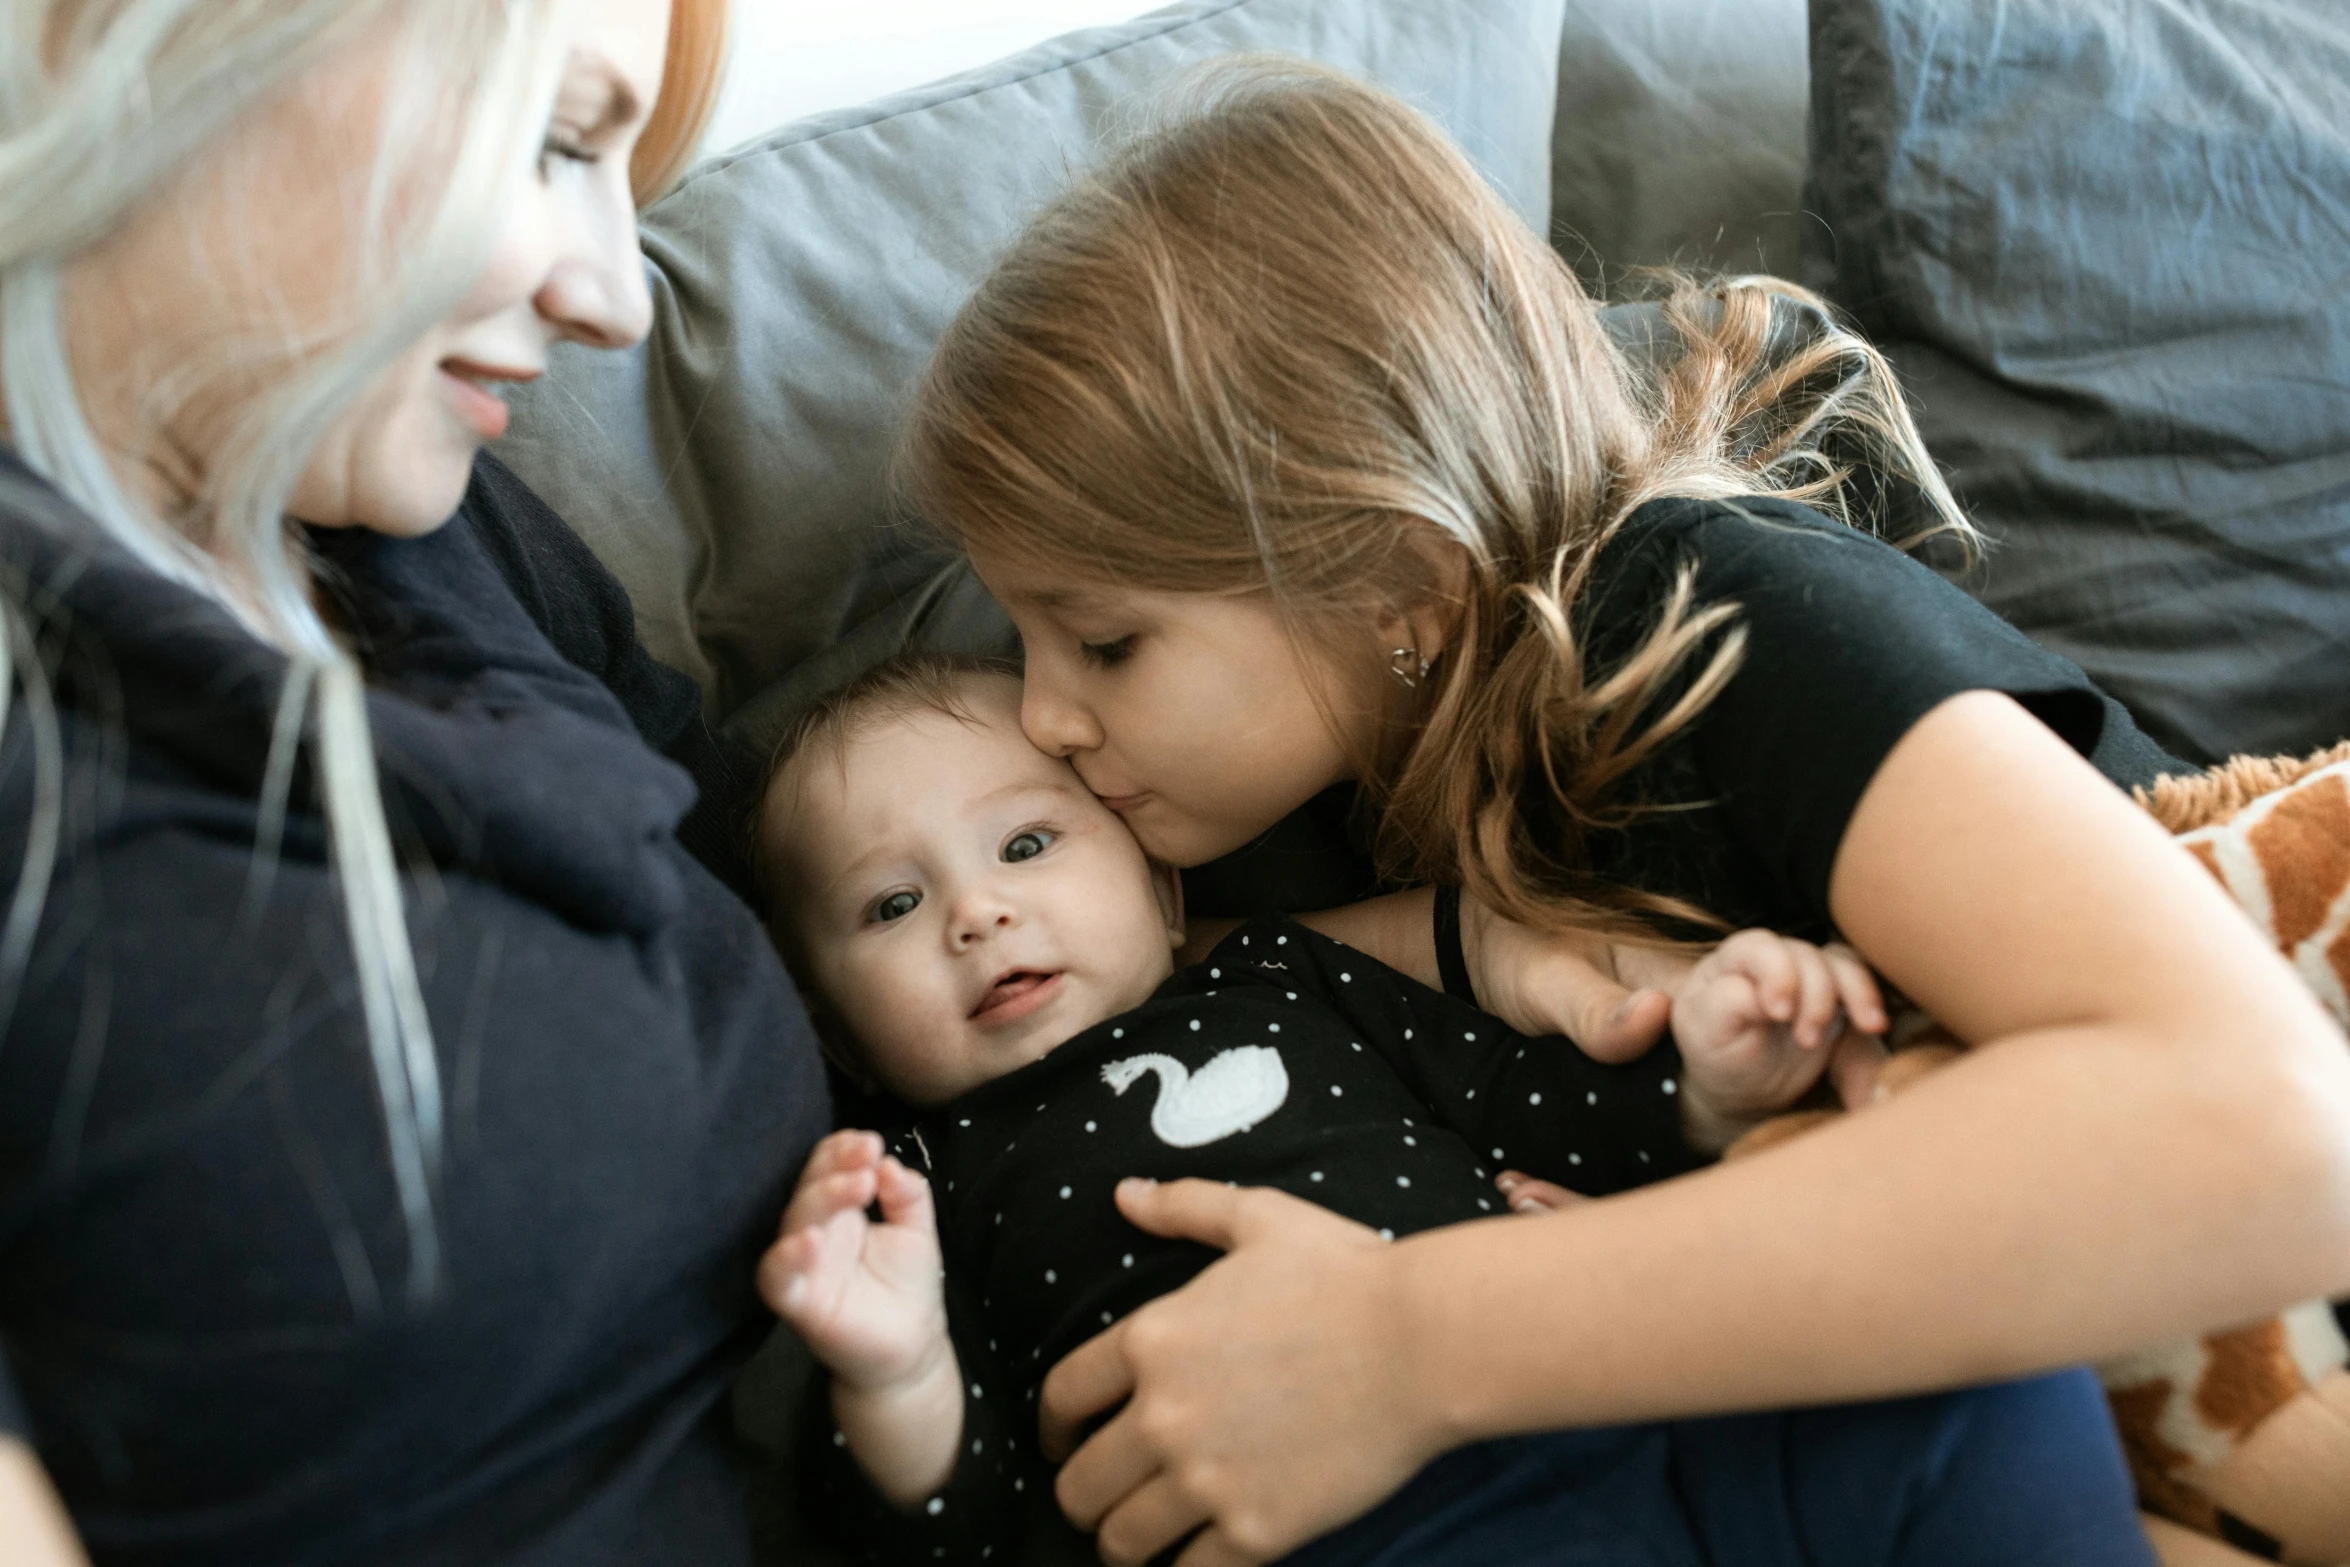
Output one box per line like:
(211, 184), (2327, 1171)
(1284, 1370), (2153, 1567)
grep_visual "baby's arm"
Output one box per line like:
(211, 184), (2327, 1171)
(758, 1130), (963, 1506)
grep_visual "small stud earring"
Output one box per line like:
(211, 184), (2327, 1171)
(1389, 647), (1434, 689)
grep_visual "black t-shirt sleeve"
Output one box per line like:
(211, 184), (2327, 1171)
(1591, 497), (2181, 927)
(0, 1347), (26, 1443)
(456, 451), (760, 900)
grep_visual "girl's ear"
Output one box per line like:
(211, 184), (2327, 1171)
(1373, 524), (1474, 667)
(1150, 857), (1188, 949)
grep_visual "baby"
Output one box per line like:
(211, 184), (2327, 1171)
(752, 655), (1881, 1562)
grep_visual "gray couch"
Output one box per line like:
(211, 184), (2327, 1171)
(493, 0), (2350, 1557)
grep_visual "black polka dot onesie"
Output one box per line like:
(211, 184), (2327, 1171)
(801, 913), (1701, 1562)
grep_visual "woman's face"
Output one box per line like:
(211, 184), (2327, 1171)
(970, 548), (1395, 869)
(64, 0), (671, 539)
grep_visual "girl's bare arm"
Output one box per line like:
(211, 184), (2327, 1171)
(0, 1442), (87, 1567)
(1042, 691), (2350, 1566)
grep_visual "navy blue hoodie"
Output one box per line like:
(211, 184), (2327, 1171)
(0, 447), (828, 1566)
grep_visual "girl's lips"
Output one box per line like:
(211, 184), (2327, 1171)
(969, 970), (1064, 1028)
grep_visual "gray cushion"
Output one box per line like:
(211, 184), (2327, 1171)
(1549, 0), (1809, 285)
(494, 0), (1571, 719)
(1804, 0), (2350, 763)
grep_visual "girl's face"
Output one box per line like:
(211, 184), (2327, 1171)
(971, 549), (1393, 868)
(62, 0), (670, 541)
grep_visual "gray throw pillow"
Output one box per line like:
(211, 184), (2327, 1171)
(494, 0), (1570, 720)
(1804, 0), (2350, 763)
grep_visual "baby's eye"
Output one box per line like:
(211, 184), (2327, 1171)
(868, 890), (921, 924)
(1078, 636), (1135, 669)
(1002, 830), (1056, 863)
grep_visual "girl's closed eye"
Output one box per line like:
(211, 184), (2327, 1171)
(1003, 828), (1058, 863)
(866, 889), (922, 924)
(1078, 635), (1136, 669)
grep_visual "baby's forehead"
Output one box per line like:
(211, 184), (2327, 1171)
(773, 686), (1078, 864)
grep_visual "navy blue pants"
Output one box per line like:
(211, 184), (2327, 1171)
(1282, 1370), (2153, 1567)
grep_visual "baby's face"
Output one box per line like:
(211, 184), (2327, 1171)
(770, 676), (1185, 1106)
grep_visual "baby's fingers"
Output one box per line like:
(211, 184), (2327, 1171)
(1786, 944), (1845, 1050)
(1822, 944), (1888, 1037)
(781, 1161), (882, 1238)
(1715, 930), (1799, 1023)
(874, 1156), (938, 1235)
(1494, 1171), (1584, 1214)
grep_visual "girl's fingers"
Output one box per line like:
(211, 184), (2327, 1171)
(1493, 1171), (1582, 1212)
(1822, 943), (1889, 1035)
(1828, 1028), (1891, 1110)
(1094, 1473), (1214, 1567)
(1039, 1317), (1140, 1464)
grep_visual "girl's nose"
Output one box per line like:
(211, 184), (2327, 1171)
(1021, 671), (1104, 758)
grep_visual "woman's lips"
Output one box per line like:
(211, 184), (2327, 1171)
(438, 360), (541, 442)
(439, 368), (512, 440)
(1093, 790), (1152, 813)
(969, 970), (1064, 1027)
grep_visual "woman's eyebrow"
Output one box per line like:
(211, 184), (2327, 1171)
(564, 53), (643, 135)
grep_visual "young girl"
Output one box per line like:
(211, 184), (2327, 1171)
(875, 59), (2350, 1567)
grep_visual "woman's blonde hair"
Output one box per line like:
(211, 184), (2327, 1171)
(0, 0), (721, 1304)
(906, 59), (1970, 938)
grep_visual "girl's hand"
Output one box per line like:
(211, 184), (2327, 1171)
(1493, 1170), (1583, 1214)
(1670, 931), (1889, 1151)
(1457, 895), (1675, 1063)
(758, 1129), (949, 1392)
(1040, 1179), (1446, 1567)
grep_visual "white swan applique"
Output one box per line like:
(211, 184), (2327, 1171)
(1101, 1046), (1290, 1148)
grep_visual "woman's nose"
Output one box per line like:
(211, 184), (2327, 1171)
(536, 187), (655, 350)
(1021, 671), (1103, 758)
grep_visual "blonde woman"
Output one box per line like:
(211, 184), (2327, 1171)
(0, 3), (831, 1564)
(892, 64), (2350, 1567)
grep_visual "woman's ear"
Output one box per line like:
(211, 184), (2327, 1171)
(1150, 858), (1187, 950)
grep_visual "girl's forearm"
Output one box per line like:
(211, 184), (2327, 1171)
(0, 1441), (86, 1567)
(1397, 1008), (2350, 1443)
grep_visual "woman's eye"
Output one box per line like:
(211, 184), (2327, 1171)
(1003, 830), (1056, 863)
(869, 890), (921, 924)
(537, 135), (599, 177)
(1078, 636), (1135, 669)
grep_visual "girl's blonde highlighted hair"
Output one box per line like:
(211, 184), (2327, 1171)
(905, 59), (1970, 938)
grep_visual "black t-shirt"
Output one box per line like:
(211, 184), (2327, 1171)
(808, 915), (1699, 1563)
(1187, 495), (2180, 937)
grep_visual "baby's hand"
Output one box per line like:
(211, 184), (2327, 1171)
(759, 1129), (950, 1394)
(1670, 930), (1888, 1152)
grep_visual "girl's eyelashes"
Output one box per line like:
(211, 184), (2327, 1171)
(1077, 635), (1136, 668)
(866, 889), (922, 925)
(1002, 828), (1058, 863)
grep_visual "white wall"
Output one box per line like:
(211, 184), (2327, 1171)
(703, 0), (1160, 155)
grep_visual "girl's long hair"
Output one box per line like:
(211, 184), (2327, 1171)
(905, 59), (1970, 939)
(0, 0), (724, 1304)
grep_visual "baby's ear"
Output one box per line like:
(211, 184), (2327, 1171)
(1150, 858), (1187, 950)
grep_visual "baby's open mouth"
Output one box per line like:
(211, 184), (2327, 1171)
(970, 969), (1062, 1022)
